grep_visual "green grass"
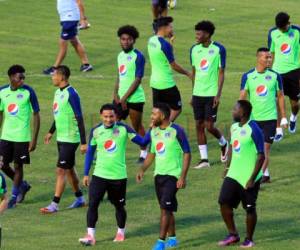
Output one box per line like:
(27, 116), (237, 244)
(0, 0), (300, 249)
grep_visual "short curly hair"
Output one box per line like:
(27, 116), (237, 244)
(195, 21), (215, 36)
(117, 25), (139, 40)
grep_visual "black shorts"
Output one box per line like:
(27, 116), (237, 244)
(152, 0), (168, 8)
(256, 120), (277, 144)
(281, 68), (300, 101)
(60, 21), (79, 40)
(152, 86), (182, 111)
(57, 142), (79, 169)
(113, 101), (144, 120)
(89, 175), (127, 207)
(155, 175), (178, 212)
(218, 177), (260, 210)
(192, 96), (218, 122)
(0, 140), (30, 165)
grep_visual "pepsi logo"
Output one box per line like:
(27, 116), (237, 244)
(7, 103), (19, 116)
(281, 43), (291, 54)
(256, 85), (268, 97)
(233, 140), (241, 153)
(104, 140), (117, 153)
(119, 64), (127, 76)
(53, 102), (59, 115)
(200, 59), (209, 71)
(156, 142), (166, 155)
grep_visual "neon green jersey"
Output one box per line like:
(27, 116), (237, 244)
(0, 84), (40, 142)
(148, 35), (176, 90)
(241, 68), (283, 121)
(149, 123), (190, 179)
(190, 41), (226, 96)
(227, 121), (264, 188)
(268, 25), (300, 74)
(118, 49), (146, 103)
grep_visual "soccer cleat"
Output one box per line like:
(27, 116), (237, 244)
(136, 157), (145, 164)
(68, 199), (86, 209)
(79, 234), (96, 246)
(218, 234), (240, 246)
(17, 181), (31, 203)
(274, 132), (283, 142)
(113, 233), (125, 242)
(220, 143), (229, 163)
(168, 0), (177, 9)
(194, 159), (210, 169)
(152, 240), (165, 250)
(261, 175), (271, 184)
(240, 238), (255, 248)
(8, 198), (17, 209)
(40, 204), (58, 214)
(289, 120), (297, 133)
(80, 64), (93, 72)
(165, 237), (178, 248)
(43, 66), (55, 75)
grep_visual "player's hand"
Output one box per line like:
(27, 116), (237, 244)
(177, 177), (186, 189)
(80, 144), (87, 154)
(29, 139), (37, 152)
(213, 96), (220, 108)
(136, 169), (144, 183)
(79, 18), (90, 30)
(114, 96), (120, 104)
(44, 133), (52, 145)
(83, 176), (90, 187)
(120, 98), (127, 110)
(245, 179), (254, 189)
(169, 35), (175, 45)
(280, 117), (288, 129)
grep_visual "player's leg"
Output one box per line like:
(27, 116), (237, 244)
(159, 0), (168, 16)
(67, 168), (85, 208)
(70, 36), (93, 72)
(1, 165), (14, 181)
(152, 0), (160, 19)
(79, 176), (106, 246)
(128, 105), (147, 163)
(166, 86), (182, 122)
(108, 179), (127, 242)
(8, 163), (23, 208)
(289, 98), (299, 133)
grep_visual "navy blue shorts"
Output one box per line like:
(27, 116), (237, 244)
(60, 21), (79, 40)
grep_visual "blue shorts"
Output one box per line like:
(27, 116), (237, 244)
(60, 21), (79, 40)
(152, 0), (168, 8)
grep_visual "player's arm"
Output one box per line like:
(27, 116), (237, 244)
(0, 193), (8, 214)
(276, 74), (288, 128)
(83, 129), (97, 187)
(268, 29), (275, 67)
(68, 88), (87, 153)
(29, 88), (40, 152)
(114, 75), (120, 103)
(124, 123), (151, 147)
(239, 73), (248, 100)
(77, 0), (88, 26)
(214, 46), (226, 108)
(45, 121), (56, 144)
(246, 122), (265, 189)
(136, 152), (155, 183)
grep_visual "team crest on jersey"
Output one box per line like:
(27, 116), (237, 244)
(200, 59), (209, 71)
(164, 132), (171, 138)
(53, 102), (59, 115)
(289, 32), (294, 38)
(7, 103), (19, 116)
(119, 64), (127, 76)
(281, 43), (291, 54)
(265, 75), (272, 81)
(240, 129), (247, 136)
(113, 128), (120, 136)
(232, 140), (241, 153)
(60, 94), (65, 99)
(156, 142), (166, 155)
(127, 56), (133, 61)
(17, 94), (23, 99)
(256, 85), (268, 97)
(104, 140), (117, 153)
(209, 49), (215, 55)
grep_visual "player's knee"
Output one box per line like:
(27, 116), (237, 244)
(245, 204), (256, 215)
(56, 167), (65, 176)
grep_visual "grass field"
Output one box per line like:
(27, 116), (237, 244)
(0, 0), (300, 249)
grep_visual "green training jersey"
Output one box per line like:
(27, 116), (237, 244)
(148, 35), (176, 90)
(118, 49), (146, 103)
(227, 121), (264, 188)
(0, 84), (40, 142)
(268, 25), (300, 74)
(53, 85), (83, 143)
(190, 41), (226, 96)
(149, 123), (190, 179)
(241, 68), (283, 121)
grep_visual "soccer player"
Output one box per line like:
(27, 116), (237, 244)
(190, 21), (228, 169)
(43, 0), (93, 75)
(240, 48), (287, 183)
(0, 173), (8, 214)
(79, 104), (149, 246)
(268, 12), (300, 140)
(40, 65), (87, 214)
(148, 16), (192, 121)
(218, 100), (265, 248)
(152, 0), (168, 20)
(136, 103), (191, 250)
(113, 25), (148, 163)
(0, 65), (40, 208)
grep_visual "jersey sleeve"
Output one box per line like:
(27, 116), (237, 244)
(249, 121), (264, 154)
(84, 128), (97, 176)
(135, 50), (145, 78)
(275, 73), (283, 91)
(216, 43), (226, 69)
(172, 124), (191, 153)
(158, 37), (175, 63)
(189, 45), (196, 66)
(291, 25), (300, 43)
(240, 73), (249, 91)
(268, 28), (275, 52)
(24, 85), (40, 113)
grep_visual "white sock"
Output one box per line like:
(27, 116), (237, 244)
(218, 136), (227, 146)
(140, 150), (147, 159)
(87, 228), (95, 237)
(264, 168), (270, 177)
(276, 127), (283, 135)
(290, 113), (297, 122)
(117, 227), (125, 235)
(198, 145), (208, 159)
